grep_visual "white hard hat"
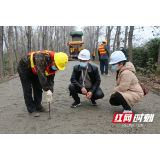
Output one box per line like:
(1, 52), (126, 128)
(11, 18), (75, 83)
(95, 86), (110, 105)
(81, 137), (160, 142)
(109, 51), (126, 64)
(78, 49), (90, 60)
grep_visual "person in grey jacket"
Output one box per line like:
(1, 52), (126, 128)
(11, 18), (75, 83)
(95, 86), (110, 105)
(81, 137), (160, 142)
(98, 40), (111, 76)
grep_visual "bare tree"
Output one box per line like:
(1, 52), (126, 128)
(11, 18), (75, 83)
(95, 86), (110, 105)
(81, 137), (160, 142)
(25, 26), (31, 53)
(113, 26), (118, 51)
(8, 26), (14, 75)
(124, 26), (128, 49)
(106, 26), (114, 53)
(14, 26), (20, 64)
(128, 26), (134, 62)
(0, 26), (4, 78)
(94, 26), (100, 59)
(3, 27), (9, 50)
(20, 26), (26, 55)
(26, 26), (32, 53)
(37, 27), (40, 51)
(116, 26), (121, 50)
(63, 26), (66, 53)
(49, 26), (54, 51)
(158, 44), (160, 67)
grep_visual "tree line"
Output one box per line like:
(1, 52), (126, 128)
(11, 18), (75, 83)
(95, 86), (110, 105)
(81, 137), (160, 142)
(0, 26), (75, 78)
(0, 26), (160, 79)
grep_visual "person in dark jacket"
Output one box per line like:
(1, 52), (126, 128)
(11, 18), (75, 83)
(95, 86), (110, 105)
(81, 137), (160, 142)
(120, 47), (127, 58)
(69, 49), (104, 108)
(18, 50), (68, 117)
(98, 40), (111, 76)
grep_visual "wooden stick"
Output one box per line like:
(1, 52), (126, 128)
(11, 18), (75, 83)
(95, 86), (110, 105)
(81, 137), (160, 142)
(48, 102), (51, 119)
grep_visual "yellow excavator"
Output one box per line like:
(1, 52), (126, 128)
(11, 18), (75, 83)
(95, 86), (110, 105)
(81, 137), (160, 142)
(67, 31), (84, 60)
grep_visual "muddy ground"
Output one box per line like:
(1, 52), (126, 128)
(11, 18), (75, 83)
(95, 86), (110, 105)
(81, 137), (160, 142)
(0, 61), (160, 134)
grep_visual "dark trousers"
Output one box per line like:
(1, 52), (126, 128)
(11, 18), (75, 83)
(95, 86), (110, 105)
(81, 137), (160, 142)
(109, 92), (131, 110)
(18, 69), (43, 113)
(69, 83), (104, 102)
(100, 59), (108, 75)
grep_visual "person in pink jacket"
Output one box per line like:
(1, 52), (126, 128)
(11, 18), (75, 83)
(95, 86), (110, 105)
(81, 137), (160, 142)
(109, 51), (144, 113)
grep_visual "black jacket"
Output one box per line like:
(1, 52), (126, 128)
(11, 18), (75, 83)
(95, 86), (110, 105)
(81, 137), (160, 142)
(121, 49), (127, 57)
(70, 63), (101, 93)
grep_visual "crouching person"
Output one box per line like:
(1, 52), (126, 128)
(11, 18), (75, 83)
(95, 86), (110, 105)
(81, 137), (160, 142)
(69, 49), (104, 108)
(109, 51), (144, 113)
(18, 50), (68, 117)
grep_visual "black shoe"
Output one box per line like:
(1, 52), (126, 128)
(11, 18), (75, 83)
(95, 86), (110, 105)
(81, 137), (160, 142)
(90, 99), (97, 106)
(70, 101), (81, 108)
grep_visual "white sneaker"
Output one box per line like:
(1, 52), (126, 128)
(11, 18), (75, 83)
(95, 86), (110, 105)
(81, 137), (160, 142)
(123, 110), (132, 113)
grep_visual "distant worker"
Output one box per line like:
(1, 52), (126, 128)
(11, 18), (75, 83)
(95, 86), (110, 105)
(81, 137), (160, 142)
(17, 50), (68, 117)
(92, 52), (95, 61)
(120, 46), (127, 58)
(98, 40), (111, 77)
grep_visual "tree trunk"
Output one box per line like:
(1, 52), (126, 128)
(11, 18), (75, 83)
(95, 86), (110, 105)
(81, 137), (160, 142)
(45, 26), (48, 50)
(95, 26), (99, 59)
(116, 26), (121, 50)
(107, 26), (114, 53)
(3, 29), (9, 50)
(63, 26), (66, 53)
(42, 26), (47, 50)
(157, 44), (160, 66)
(38, 27), (40, 51)
(49, 26), (54, 51)
(128, 26), (134, 62)
(8, 26), (14, 75)
(113, 27), (118, 51)
(27, 26), (31, 53)
(57, 26), (59, 52)
(14, 26), (20, 64)
(124, 26), (128, 49)
(105, 26), (108, 40)
(20, 27), (25, 55)
(0, 26), (4, 78)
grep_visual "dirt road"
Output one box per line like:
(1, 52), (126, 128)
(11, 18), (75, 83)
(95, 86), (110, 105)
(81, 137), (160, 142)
(0, 61), (160, 134)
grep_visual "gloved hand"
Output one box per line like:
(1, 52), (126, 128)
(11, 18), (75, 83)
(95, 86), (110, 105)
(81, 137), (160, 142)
(46, 90), (53, 103)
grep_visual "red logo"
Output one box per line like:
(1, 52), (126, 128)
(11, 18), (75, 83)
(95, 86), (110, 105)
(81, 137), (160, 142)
(81, 54), (86, 57)
(112, 113), (134, 123)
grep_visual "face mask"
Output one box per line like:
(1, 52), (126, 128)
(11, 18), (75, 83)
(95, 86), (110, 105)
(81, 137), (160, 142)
(79, 62), (87, 68)
(51, 65), (58, 71)
(112, 65), (118, 71)
(120, 48), (122, 51)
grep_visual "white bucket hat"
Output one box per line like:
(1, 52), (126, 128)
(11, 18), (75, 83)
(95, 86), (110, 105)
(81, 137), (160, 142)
(78, 49), (90, 60)
(109, 51), (126, 64)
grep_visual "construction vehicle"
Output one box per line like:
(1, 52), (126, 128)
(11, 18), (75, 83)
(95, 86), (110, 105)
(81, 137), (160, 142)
(67, 31), (84, 60)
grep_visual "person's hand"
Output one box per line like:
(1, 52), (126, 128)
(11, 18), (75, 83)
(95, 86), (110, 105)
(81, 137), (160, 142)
(86, 91), (93, 99)
(81, 87), (87, 95)
(46, 90), (53, 103)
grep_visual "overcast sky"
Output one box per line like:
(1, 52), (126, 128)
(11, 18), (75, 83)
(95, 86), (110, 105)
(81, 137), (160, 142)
(76, 26), (160, 47)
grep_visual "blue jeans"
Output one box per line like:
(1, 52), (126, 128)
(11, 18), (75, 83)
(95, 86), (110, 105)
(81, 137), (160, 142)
(100, 59), (108, 75)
